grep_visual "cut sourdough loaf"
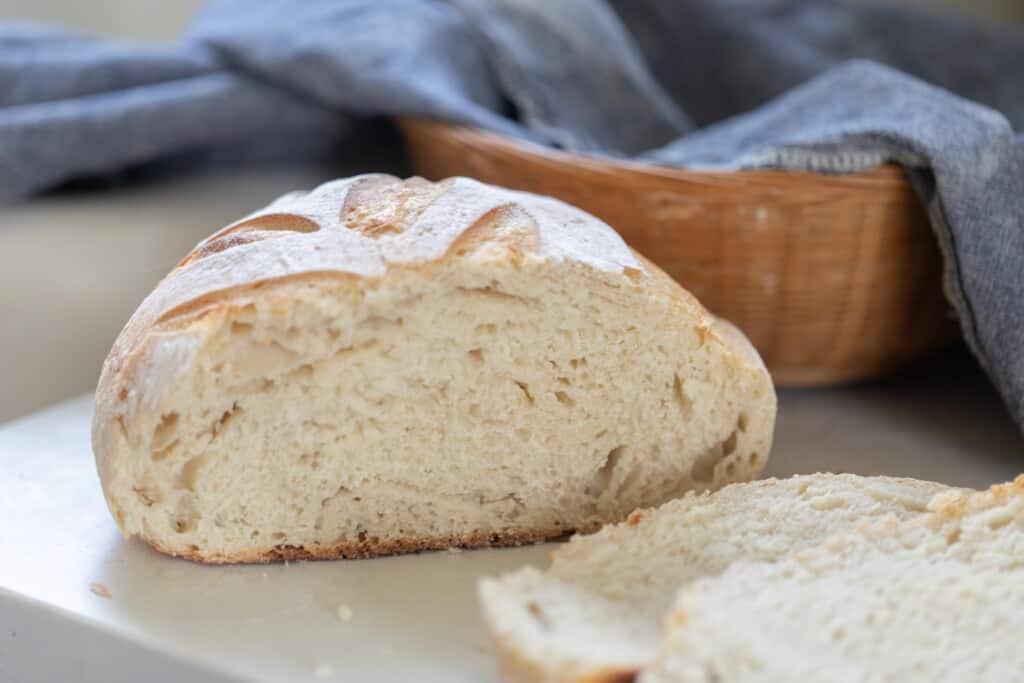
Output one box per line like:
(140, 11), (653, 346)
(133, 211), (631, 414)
(641, 476), (1024, 683)
(91, 174), (776, 563)
(478, 473), (950, 683)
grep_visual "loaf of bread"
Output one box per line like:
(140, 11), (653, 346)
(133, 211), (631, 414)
(91, 175), (775, 563)
(642, 476), (1024, 683)
(479, 473), (950, 683)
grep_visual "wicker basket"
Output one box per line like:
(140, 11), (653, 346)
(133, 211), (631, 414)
(397, 117), (959, 386)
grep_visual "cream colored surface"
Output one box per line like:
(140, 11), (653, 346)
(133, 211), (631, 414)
(92, 175), (775, 562)
(641, 478), (1024, 683)
(479, 474), (950, 683)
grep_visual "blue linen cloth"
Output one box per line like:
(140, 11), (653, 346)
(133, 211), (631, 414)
(2, 0), (1022, 434)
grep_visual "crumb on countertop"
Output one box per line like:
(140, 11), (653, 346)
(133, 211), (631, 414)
(446, 546), (463, 554)
(336, 604), (354, 622)
(89, 582), (112, 599)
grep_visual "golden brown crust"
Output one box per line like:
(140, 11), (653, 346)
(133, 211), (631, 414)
(145, 523), (596, 565)
(446, 204), (541, 264)
(629, 250), (771, 381)
(488, 630), (553, 683)
(152, 270), (364, 328)
(928, 474), (1024, 519)
(629, 250), (707, 320)
(580, 670), (640, 683)
(341, 175), (451, 237)
(488, 629), (640, 683)
(178, 215), (321, 267)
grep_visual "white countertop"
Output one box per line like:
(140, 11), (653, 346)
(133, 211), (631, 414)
(1, 352), (1019, 683)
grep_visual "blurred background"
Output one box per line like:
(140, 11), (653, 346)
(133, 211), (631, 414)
(0, 0), (1019, 42)
(0, 0), (1021, 425)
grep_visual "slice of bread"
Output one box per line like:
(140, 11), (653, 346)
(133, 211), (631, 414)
(478, 474), (949, 683)
(91, 175), (775, 563)
(642, 476), (1024, 683)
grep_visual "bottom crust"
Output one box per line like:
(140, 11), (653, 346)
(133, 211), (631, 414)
(489, 630), (639, 683)
(142, 523), (602, 565)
